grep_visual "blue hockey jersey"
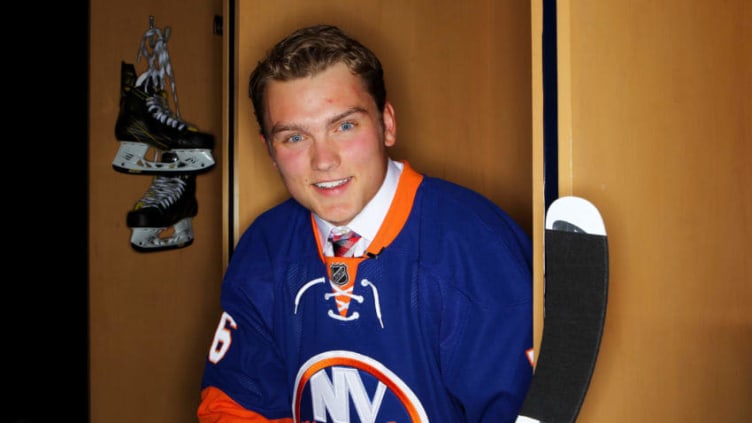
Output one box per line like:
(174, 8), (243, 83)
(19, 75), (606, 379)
(199, 162), (533, 422)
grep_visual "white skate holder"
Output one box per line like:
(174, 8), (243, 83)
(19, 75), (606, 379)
(113, 141), (215, 174)
(129, 216), (195, 252)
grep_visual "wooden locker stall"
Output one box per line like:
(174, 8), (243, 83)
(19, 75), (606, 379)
(88, 1), (224, 422)
(226, 0), (533, 251)
(87, 0), (751, 421)
(535, 1), (752, 421)
(87, 1), (533, 422)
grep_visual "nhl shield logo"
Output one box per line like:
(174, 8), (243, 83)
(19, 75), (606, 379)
(329, 263), (349, 286)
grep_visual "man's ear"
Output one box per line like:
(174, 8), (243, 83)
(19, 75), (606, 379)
(382, 102), (397, 147)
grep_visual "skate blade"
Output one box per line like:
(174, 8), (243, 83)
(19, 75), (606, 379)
(112, 141), (215, 175)
(129, 218), (195, 252)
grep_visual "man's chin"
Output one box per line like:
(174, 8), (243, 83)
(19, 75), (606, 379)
(315, 208), (355, 227)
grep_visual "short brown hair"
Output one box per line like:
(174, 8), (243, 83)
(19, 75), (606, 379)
(249, 24), (387, 138)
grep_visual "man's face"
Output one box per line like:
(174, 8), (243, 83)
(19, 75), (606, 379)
(262, 62), (396, 227)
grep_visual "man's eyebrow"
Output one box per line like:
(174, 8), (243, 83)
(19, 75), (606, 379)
(269, 107), (368, 136)
(270, 122), (304, 136)
(327, 107), (368, 126)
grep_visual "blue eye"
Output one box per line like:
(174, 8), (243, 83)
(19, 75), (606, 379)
(288, 134), (303, 143)
(340, 121), (354, 131)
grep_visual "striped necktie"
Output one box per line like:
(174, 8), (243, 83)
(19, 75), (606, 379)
(329, 229), (361, 257)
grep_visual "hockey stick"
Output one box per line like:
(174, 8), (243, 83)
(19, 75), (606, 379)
(516, 196), (609, 423)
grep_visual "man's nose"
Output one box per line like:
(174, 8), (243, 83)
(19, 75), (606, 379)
(310, 137), (340, 171)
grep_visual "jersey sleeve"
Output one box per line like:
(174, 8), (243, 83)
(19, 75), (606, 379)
(198, 226), (292, 421)
(427, 185), (534, 423)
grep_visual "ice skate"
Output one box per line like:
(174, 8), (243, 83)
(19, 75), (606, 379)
(113, 61), (215, 175)
(127, 173), (198, 252)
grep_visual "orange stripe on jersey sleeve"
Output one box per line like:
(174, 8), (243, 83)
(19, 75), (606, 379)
(197, 386), (293, 423)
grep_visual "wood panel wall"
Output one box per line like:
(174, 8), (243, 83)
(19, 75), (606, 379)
(88, 1), (224, 422)
(550, 1), (751, 421)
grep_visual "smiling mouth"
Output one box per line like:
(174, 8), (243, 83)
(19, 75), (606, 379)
(315, 177), (351, 189)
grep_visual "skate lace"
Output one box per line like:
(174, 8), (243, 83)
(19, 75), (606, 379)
(145, 93), (187, 131)
(135, 17), (180, 118)
(140, 176), (187, 210)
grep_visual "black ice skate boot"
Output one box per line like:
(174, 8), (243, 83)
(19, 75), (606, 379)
(113, 61), (215, 175)
(126, 173), (198, 252)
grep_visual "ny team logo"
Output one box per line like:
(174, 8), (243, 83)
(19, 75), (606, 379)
(293, 351), (428, 423)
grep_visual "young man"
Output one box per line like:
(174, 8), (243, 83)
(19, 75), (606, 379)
(198, 24), (533, 422)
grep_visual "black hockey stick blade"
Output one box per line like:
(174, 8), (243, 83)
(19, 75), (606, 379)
(516, 196), (609, 423)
